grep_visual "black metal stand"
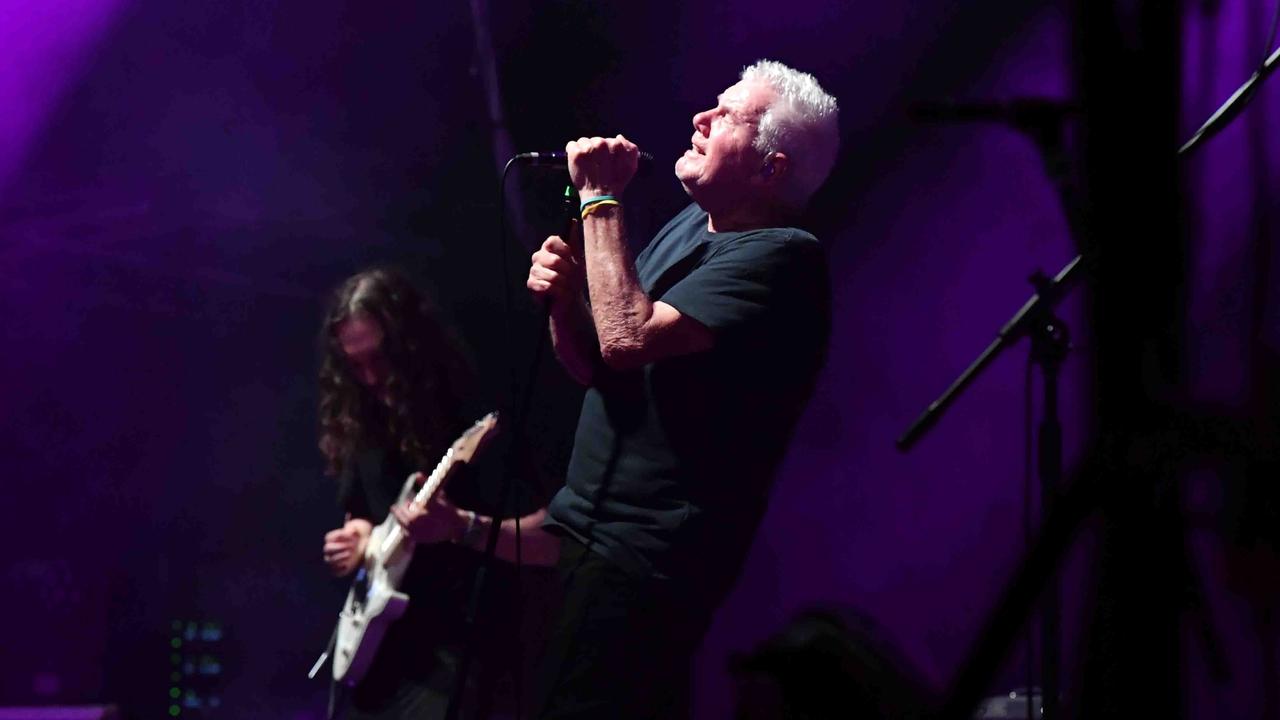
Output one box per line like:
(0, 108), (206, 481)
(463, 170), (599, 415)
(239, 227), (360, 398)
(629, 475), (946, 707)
(1026, 270), (1071, 719)
(899, 91), (1087, 717)
(931, 2), (1280, 712)
(1179, 43), (1280, 156)
(896, 256), (1082, 453)
(897, 258), (1078, 719)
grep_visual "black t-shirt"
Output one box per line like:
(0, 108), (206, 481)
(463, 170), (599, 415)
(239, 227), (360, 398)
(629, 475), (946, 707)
(545, 203), (830, 600)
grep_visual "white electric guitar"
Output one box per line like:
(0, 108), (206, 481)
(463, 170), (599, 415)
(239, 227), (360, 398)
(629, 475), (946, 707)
(330, 411), (500, 685)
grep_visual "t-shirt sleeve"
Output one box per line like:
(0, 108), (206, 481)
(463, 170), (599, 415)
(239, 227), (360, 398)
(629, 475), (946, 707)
(658, 232), (823, 338)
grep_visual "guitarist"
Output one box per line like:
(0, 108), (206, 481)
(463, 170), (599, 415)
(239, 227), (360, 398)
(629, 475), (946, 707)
(318, 268), (557, 719)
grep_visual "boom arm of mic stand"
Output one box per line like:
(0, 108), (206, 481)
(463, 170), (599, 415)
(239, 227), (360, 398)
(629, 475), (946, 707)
(896, 255), (1084, 451)
(1180, 44), (1280, 156)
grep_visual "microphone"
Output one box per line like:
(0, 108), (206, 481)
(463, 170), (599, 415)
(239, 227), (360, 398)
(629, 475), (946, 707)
(513, 150), (656, 168)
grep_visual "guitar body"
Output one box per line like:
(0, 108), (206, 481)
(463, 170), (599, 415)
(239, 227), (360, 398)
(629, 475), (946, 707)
(332, 478), (418, 685)
(329, 412), (499, 687)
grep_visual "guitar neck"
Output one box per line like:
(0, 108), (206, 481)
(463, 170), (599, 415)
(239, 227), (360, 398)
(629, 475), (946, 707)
(374, 448), (457, 562)
(411, 448), (454, 506)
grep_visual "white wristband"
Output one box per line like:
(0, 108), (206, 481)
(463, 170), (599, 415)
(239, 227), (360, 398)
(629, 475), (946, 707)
(457, 510), (479, 547)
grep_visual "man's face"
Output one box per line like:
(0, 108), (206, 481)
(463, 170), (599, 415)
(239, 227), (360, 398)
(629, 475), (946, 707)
(675, 77), (776, 205)
(336, 312), (389, 388)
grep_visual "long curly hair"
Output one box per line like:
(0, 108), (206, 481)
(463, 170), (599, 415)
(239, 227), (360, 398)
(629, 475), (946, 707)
(318, 268), (472, 478)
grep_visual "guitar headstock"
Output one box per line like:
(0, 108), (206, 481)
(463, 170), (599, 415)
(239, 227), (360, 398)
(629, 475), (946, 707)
(450, 411), (500, 464)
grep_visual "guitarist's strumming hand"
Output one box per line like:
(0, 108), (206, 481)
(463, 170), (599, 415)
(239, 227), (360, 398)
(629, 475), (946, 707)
(390, 491), (469, 546)
(323, 516), (372, 577)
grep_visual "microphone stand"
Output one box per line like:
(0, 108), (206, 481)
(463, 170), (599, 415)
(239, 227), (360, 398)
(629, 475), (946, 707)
(1179, 43), (1280, 156)
(444, 179), (576, 720)
(896, 255), (1082, 452)
(897, 255), (1080, 720)
(899, 100), (1086, 719)
(919, 28), (1280, 719)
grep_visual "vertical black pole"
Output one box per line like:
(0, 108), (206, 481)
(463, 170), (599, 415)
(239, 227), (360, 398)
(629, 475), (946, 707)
(1035, 329), (1066, 718)
(1076, 0), (1185, 716)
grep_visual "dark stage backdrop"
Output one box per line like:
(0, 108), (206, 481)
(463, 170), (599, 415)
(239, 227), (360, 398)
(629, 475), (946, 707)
(0, 0), (1275, 717)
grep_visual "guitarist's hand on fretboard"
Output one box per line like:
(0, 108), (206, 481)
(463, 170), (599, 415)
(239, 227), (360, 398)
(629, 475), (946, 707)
(389, 491), (469, 546)
(323, 516), (373, 577)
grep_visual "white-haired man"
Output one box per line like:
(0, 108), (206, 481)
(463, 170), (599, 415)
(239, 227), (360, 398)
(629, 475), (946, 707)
(527, 60), (839, 719)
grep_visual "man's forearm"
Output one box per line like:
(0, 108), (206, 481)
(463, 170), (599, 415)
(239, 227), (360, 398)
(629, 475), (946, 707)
(549, 296), (602, 385)
(460, 509), (560, 566)
(580, 206), (655, 367)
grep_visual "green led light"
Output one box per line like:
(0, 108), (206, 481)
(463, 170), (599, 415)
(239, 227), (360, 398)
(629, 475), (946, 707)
(170, 653), (181, 664)
(170, 638), (182, 648)
(170, 671), (181, 682)
(171, 620), (182, 630)
(169, 687), (180, 699)
(168, 705), (180, 716)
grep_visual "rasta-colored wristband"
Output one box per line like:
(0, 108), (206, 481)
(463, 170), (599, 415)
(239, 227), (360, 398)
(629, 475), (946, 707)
(579, 194), (616, 212)
(581, 199), (621, 219)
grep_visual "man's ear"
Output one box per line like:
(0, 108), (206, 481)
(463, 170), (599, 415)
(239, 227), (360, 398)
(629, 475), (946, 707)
(761, 152), (789, 184)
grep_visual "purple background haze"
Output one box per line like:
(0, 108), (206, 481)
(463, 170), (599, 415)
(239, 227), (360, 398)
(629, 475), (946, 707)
(1, 0), (1275, 717)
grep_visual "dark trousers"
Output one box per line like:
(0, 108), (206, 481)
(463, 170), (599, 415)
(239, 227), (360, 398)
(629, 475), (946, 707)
(339, 644), (458, 720)
(534, 537), (715, 720)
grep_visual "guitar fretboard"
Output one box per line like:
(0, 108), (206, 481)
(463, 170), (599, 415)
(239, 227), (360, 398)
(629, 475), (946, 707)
(375, 446), (456, 561)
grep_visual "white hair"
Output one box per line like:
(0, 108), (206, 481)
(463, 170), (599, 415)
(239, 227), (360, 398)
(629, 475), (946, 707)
(741, 59), (840, 208)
